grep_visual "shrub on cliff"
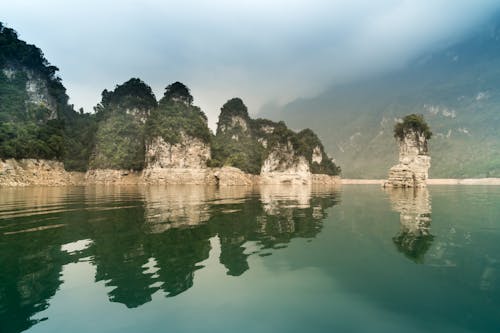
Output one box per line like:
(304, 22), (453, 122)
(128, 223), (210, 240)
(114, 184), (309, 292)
(394, 114), (432, 141)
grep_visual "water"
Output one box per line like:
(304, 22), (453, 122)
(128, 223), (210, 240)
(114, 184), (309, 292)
(1, 185), (499, 333)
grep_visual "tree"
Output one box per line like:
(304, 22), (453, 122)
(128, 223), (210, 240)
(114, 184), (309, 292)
(162, 82), (193, 105)
(394, 114), (432, 141)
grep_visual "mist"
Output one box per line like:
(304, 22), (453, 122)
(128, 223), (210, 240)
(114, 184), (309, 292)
(1, 0), (500, 129)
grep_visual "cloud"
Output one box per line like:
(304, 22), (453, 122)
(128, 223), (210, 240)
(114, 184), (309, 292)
(1, 0), (499, 129)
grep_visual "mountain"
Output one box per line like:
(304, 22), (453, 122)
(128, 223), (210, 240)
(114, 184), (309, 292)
(260, 16), (500, 178)
(0, 22), (95, 171)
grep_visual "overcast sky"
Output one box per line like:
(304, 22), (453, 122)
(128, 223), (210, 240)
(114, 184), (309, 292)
(1, 0), (500, 128)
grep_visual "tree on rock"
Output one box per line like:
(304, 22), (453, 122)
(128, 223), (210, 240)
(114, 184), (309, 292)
(163, 82), (193, 105)
(394, 114), (432, 141)
(385, 114), (432, 188)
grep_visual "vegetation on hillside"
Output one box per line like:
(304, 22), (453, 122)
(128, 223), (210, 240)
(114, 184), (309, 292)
(146, 82), (210, 145)
(0, 22), (94, 169)
(95, 78), (157, 116)
(90, 79), (157, 170)
(211, 98), (341, 175)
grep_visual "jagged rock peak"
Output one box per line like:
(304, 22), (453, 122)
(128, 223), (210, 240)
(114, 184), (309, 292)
(216, 98), (250, 134)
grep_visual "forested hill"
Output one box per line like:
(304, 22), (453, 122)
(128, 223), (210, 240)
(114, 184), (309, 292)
(261, 15), (500, 178)
(0, 22), (95, 170)
(0, 22), (339, 176)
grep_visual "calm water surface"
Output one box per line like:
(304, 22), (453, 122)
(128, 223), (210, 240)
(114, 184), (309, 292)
(0, 185), (499, 333)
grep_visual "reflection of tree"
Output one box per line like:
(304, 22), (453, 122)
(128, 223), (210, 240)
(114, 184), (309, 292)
(0, 236), (63, 333)
(210, 185), (339, 276)
(387, 188), (434, 263)
(147, 226), (212, 297)
(90, 200), (157, 308)
(0, 187), (82, 333)
(0, 184), (339, 331)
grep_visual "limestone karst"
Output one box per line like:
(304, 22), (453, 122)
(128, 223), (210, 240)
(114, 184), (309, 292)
(384, 114), (432, 188)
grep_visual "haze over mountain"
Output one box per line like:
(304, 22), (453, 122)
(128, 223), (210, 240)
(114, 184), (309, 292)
(2, 1), (500, 130)
(261, 13), (500, 178)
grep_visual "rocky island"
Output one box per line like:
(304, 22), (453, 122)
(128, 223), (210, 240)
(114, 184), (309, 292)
(384, 114), (432, 188)
(0, 23), (340, 186)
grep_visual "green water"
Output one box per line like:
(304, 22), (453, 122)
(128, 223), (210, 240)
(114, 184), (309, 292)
(0, 185), (499, 333)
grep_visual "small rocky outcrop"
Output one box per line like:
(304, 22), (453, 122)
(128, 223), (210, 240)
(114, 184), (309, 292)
(0, 159), (84, 186)
(385, 114), (432, 188)
(213, 167), (257, 186)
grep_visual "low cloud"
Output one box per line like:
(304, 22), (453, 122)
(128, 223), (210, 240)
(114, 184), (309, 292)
(1, 0), (499, 128)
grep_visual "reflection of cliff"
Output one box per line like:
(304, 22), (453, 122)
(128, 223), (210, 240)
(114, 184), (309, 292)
(212, 185), (339, 276)
(0, 185), (339, 330)
(387, 188), (434, 263)
(143, 186), (215, 233)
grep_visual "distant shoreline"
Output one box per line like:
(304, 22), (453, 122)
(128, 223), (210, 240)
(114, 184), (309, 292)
(342, 178), (500, 185)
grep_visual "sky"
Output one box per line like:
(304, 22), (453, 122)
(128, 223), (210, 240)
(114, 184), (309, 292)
(1, 0), (500, 129)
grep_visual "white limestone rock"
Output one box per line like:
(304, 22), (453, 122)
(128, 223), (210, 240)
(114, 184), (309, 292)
(385, 131), (431, 188)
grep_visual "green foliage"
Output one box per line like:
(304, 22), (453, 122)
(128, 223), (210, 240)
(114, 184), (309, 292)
(394, 114), (432, 141)
(89, 78), (159, 170)
(216, 98), (249, 134)
(63, 113), (97, 171)
(90, 113), (145, 170)
(210, 133), (265, 174)
(0, 21), (95, 167)
(211, 98), (340, 175)
(0, 120), (64, 159)
(296, 129), (341, 175)
(147, 98), (211, 145)
(95, 78), (157, 117)
(162, 82), (193, 105)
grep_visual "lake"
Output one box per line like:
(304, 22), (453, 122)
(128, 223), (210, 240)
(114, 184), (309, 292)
(1, 185), (499, 333)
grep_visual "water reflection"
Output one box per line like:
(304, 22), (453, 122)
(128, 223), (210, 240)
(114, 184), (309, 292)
(386, 188), (434, 263)
(0, 184), (339, 332)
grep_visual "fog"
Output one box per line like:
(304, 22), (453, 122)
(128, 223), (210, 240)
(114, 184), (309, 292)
(1, 0), (499, 128)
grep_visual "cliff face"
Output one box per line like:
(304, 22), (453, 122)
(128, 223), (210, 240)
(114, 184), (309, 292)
(142, 133), (212, 185)
(2, 66), (58, 119)
(145, 133), (210, 169)
(385, 131), (431, 187)
(260, 141), (311, 184)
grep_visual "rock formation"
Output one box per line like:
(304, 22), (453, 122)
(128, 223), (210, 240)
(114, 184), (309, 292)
(142, 82), (213, 184)
(260, 142), (312, 185)
(385, 131), (431, 187)
(211, 98), (341, 185)
(0, 159), (84, 186)
(385, 115), (432, 188)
